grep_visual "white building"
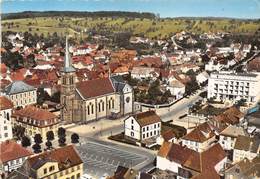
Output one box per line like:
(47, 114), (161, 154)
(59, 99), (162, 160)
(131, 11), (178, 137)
(181, 122), (216, 152)
(196, 71), (209, 85)
(0, 140), (32, 174)
(157, 142), (227, 179)
(233, 135), (260, 163)
(205, 59), (222, 72)
(207, 71), (260, 104)
(0, 96), (13, 142)
(131, 67), (158, 80)
(166, 80), (185, 99)
(219, 125), (248, 151)
(124, 111), (161, 141)
(3, 81), (37, 108)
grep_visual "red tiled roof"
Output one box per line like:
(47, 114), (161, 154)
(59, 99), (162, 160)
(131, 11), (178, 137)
(182, 122), (215, 143)
(134, 111), (161, 127)
(76, 77), (115, 99)
(0, 140), (32, 163)
(0, 96), (13, 110)
(27, 145), (83, 171)
(13, 106), (57, 122)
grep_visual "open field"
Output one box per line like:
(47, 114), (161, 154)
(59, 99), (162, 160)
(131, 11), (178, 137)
(2, 16), (260, 38)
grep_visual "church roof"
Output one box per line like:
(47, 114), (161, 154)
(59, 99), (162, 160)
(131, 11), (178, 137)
(76, 78), (115, 99)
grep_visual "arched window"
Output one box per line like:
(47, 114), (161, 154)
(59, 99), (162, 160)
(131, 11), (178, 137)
(102, 101), (105, 111)
(91, 104), (94, 114)
(87, 105), (90, 115)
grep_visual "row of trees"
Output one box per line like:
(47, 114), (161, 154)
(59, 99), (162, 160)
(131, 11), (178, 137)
(14, 126), (79, 153)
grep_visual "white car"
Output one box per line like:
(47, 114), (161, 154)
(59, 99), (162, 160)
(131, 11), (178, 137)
(81, 174), (93, 179)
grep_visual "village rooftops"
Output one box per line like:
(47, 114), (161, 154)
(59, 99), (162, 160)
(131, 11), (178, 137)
(26, 145), (82, 171)
(134, 111), (161, 127)
(4, 80), (35, 95)
(182, 122), (215, 143)
(234, 135), (260, 153)
(220, 126), (248, 138)
(13, 106), (58, 127)
(0, 140), (32, 163)
(0, 96), (13, 110)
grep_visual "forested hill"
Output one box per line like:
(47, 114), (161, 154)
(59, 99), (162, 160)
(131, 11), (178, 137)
(2, 11), (157, 20)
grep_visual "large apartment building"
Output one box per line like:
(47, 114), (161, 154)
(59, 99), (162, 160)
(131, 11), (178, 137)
(207, 71), (260, 104)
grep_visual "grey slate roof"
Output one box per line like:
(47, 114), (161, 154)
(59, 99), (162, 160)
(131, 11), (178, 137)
(4, 81), (35, 95)
(110, 75), (128, 93)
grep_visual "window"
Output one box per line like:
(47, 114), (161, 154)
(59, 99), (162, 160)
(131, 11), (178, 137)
(158, 123), (160, 127)
(87, 106), (90, 115)
(131, 126), (134, 130)
(44, 168), (47, 174)
(71, 176), (75, 179)
(146, 126), (149, 131)
(150, 132), (152, 136)
(146, 133), (149, 137)
(77, 173), (81, 179)
(91, 104), (94, 114)
(131, 119), (134, 124)
(49, 166), (55, 172)
(4, 133), (8, 137)
(154, 124), (156, 128)
(131, 132), (134, 137)
(143, 134), (145, 139)
(154, 131), (156, 135)
(143, 128), (145, 132)
(4, 126), (8, 130)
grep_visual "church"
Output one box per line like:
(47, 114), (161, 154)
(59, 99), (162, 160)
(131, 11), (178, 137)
(60, 38), (134, 123)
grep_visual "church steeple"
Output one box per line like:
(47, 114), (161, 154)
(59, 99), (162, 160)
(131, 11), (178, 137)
(61, 36), (75, 73)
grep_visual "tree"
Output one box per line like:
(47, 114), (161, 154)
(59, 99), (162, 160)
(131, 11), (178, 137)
(58, 137), (66, 147)
(71, 133), (80, 144)
(58, 127), (66, 146)
(34, 134), (43, 144)
(58, 127), (66, 137)
(46, 131), (54, 141)
(21, 136), (31, 148)
(13, 125), (25, 140)
(45, 140), (52, 150)
(33, 134), (43, 153)
(32, 143), (41, 153)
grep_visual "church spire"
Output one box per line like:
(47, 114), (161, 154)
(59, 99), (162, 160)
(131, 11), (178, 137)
(62, 36), (75, 73)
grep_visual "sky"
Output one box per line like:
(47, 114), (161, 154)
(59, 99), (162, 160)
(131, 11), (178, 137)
(2, 0), (260, 19)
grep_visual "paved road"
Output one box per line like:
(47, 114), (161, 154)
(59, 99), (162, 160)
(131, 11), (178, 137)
(160, 89), (204, 122)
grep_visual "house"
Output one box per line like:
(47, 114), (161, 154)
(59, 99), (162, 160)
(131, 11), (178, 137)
(124, 111), (161, 142)
(245, 110), (260, 134)
(224, 156), (260, 179)
(0, 140), (32, 174)
(233, 135), (260, 163)
(157, 142), (227, 179)
(131, 67), (158, 80)
(12, 106), (60, 141)
(196, 71), (209, 85)
(209, 107), (245, 131)
(0, 96), (13, 142)
(181, 122), (216, 152)
(3, 80), (37, 108)
(205, 59), (222, 72)
(219, 125), (248, 151)
(8, 145), (83, 179)
(107, 166), (155, 179)
(166, 80), (185, 99)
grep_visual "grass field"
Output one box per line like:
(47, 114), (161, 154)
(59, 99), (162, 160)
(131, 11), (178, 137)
(2, 16), (260, 39)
